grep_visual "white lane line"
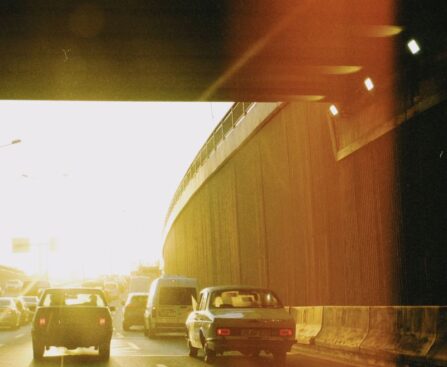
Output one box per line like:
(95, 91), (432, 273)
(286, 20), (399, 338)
(156, 365), (168, 367)
(127, 342), (140, 350)
(60, 354), (64, 367)
(14, 333), (24, 339)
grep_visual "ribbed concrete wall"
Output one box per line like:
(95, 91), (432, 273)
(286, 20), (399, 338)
(164, 101), (402, 306)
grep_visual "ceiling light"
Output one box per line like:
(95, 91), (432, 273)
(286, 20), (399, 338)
(407, 39), (420, 54)
(364, 77), (374, 91)
(329, 105), (339, 116)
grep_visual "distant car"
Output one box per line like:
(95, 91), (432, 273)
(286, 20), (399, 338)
(0, 297), (21, 329)
(122, 292), (148, 331)
(13, 297), (32, 325)
(5, 279), (23, 292)
(19, 296), (39, 313)
(103, 281), (120, 302)
(144, 275), (197, 338)
(185, 286), (296, 365)
(31, 288), (114, 360)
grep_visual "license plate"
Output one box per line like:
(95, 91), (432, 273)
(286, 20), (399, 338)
(159, 309), (176, 317)
(241, 329), (261, 337)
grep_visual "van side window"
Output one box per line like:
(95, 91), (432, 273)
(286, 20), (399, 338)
(198, 292), (208, 311)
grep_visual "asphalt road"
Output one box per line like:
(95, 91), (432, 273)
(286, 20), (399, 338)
(0, 301), (362, 367)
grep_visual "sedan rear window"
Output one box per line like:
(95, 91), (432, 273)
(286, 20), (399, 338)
(0, 299), (13, 307)
(41, 290), (106, 307)
(210, 289), (282, 309)
(158, 287), (196, 306)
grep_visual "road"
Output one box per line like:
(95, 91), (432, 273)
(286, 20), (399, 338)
(0, 301), (362, 367)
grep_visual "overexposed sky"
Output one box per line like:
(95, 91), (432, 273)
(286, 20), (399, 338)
(0, 101), (232, 280)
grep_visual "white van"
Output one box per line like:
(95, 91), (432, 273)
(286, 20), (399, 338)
(143, 275), (198, 337)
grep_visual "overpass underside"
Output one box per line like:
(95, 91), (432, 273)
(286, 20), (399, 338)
(163, 97), (447, 306)
(162, 1), (447, 307)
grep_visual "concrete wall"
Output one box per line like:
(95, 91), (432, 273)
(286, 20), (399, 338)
(164, 101), (403, 306)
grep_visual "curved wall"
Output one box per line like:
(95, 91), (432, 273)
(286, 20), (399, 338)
(163, 101), (401, 306)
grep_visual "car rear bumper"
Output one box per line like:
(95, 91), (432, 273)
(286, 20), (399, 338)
(153, 321), (185, 332)
(32, 328), (112, 348)
(206, 337), (296, 354)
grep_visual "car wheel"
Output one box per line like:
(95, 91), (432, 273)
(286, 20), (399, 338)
(188, 340), (199, 357)
(32, 340), (45, 360)
(122, 321), (130, 331)
(98, 342), (110, 360)
(12, 317), (20, 330)
(147, 321), (156, 339)
(203, 343), (216, 364)
(143, 324), (149, 336)
(273, 351), (287, 366)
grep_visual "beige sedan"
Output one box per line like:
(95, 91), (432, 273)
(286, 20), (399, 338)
(185, 286), (296, 365)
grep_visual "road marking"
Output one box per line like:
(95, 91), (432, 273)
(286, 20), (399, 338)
(156, 365), (168, 367)
(127, 342), (139, 350)
(115, 332), (123, 338)
(14, 333), (24, 339)
(60, 355), (64, 367)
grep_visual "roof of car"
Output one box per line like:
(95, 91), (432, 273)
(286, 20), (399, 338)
(200, 285), (273, 293)
(128, 292), (149, 297)
(43, 287), (105, 293)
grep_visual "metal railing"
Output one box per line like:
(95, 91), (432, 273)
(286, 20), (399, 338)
(165, 102), (255, 225)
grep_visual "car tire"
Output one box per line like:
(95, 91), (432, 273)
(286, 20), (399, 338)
(143, 324), (149, 336)
(12, 317), (20, 330)
(147, 321), (156, 339)
(273, 351), (287, 366)
(188, 340), (199, 357)
(203, 343), (216, 364)
(32, 340), (45, 360)
(98, 342), (110, 360)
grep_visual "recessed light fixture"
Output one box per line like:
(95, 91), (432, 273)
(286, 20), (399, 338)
(329, 105), (339, 116)
(364, 77), (374, 91)
(407, 39), (420, 54)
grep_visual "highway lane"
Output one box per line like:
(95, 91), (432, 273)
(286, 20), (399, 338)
(0, 304), (364, 367)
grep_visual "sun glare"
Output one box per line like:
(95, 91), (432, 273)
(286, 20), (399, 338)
(0, 101), (232, 280)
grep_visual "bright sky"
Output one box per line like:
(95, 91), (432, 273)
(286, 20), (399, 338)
(0, 101), (232, 281)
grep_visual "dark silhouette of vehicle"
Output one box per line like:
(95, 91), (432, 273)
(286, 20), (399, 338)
(31, 288), (114, 360)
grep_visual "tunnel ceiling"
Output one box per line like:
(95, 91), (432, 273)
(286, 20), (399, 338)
(0, 0), (444, 101)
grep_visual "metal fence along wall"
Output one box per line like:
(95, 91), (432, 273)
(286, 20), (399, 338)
(163, 101), (403, 306)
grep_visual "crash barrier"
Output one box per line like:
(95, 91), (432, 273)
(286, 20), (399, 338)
(291, 306), (447, 366)
(290, 307), (323, 344)
(315, 306), (369, 351)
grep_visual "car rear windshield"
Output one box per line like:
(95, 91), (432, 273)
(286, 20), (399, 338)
(22, 297), (37, 302)
(210, 289), (283, 309)
(40, 290), (107, 307)
(128, 295), (148, 306)
(158, 287), (196, 306)
(0, 299), (13, 307)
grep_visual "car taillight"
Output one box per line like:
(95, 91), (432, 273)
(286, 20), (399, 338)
(99, 317), (106, 326)
(38, 317), (46, 326)
(217, 328), (231, 336)
(279, 328), (293, 337)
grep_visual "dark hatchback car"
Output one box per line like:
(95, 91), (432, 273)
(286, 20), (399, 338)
(31, 288), (114, 360)
(122, 292), (148, 331)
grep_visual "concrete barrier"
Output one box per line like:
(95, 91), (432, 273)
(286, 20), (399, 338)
(360, 306), (438, 360)
(360, 306), (399, 358)
(315, 306), (369, 352)
(427, 307), (447, 365)
(291, 306), (447, 366)
(290, 306), (323, 345)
